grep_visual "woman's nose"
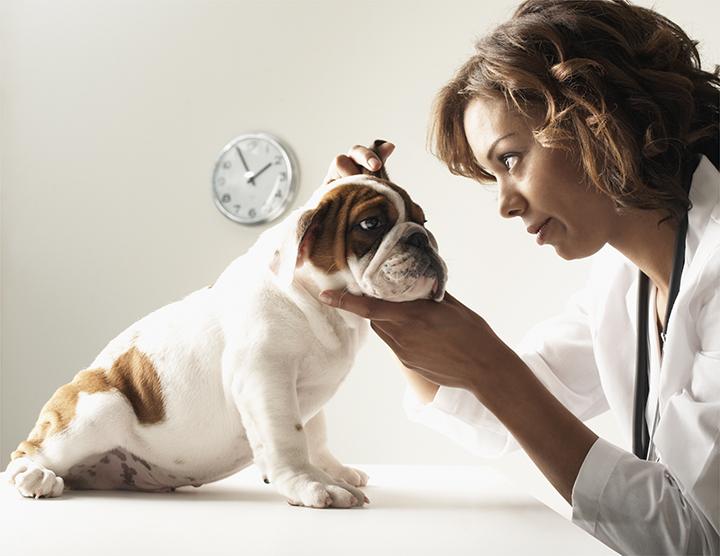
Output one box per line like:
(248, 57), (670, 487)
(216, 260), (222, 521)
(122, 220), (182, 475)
(497, 179), (527, 219)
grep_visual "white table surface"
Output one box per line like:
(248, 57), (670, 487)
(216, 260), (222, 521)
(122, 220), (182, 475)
(1, 464), (616, 555)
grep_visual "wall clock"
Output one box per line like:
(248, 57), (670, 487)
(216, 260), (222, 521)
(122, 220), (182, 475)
(211, 133), (299, 225)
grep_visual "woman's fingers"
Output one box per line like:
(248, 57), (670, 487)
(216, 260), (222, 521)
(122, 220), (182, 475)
(318, 290), (408, 323)
(322, 142), (396, 185)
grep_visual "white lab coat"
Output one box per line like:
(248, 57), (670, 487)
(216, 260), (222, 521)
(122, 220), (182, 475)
(405, 156), (719, 555)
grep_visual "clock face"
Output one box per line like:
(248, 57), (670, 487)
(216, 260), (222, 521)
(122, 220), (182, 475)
(211, 133), (298, 225)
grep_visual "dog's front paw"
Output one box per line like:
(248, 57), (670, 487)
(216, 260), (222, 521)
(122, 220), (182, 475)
(6, 457), (64, 498)
(320, 462), (369, 488)
(311, 451), (369, 487)
(277, 467), (368, 509)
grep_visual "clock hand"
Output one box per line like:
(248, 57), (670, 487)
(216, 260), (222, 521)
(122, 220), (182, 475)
(236, 146), (255, 185)
(253, 162), (272, 181)
(236, 146), (250, 171)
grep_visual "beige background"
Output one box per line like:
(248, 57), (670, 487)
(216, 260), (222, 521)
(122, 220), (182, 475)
(2, 0), (718, 513)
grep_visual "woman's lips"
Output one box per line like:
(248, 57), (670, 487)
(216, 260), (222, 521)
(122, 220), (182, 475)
(528, 218), (552, 245)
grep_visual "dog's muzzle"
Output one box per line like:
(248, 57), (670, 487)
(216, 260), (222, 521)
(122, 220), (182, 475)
(361, 223), (447, 302)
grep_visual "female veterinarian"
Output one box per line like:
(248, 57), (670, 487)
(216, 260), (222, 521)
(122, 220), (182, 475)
(319, 0), (719, 554)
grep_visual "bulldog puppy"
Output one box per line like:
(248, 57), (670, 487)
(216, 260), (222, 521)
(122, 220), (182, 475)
(6, 144), (447, 508)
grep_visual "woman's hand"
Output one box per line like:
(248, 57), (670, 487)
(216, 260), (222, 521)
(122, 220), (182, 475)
(318, 290), (509, 396)
(323, 142), (396, 185)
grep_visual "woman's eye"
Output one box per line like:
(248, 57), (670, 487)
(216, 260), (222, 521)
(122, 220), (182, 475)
(359, 217), (384, 231)
(502, 154), (519, 171)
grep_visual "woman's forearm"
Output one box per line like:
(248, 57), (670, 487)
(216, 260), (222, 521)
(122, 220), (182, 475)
(400, 340), (597, 503)
(465, 343), (598, 503)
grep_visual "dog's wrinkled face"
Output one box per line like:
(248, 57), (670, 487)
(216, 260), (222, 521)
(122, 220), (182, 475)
(299, 176), (447, 302)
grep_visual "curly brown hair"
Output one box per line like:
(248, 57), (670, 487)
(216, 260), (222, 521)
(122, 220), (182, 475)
(429, 0), (719, 221)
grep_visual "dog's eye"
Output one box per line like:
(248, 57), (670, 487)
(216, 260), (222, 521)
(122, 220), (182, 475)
(359, 217), (384, 231)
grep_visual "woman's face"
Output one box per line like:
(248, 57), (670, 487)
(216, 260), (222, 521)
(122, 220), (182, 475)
(463, 93), (624, 260)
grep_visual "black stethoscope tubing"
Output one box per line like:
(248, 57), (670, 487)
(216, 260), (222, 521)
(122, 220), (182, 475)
(633, 156), (698, 460)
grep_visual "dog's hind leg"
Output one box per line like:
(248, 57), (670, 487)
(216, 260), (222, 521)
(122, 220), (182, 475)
(6, 370), (138, 498)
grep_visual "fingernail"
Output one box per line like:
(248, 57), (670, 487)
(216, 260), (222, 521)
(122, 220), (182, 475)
(367, 157), (381, 171)
(318, 292), (333, 305)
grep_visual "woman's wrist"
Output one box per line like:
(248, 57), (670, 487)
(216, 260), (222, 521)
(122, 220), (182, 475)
(398, 361), (440, 405)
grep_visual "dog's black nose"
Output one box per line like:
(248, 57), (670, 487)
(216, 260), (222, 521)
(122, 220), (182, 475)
(407, 232), (429, 249)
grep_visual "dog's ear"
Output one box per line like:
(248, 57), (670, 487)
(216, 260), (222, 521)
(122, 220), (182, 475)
(363, 139), (391, 181)
(269, 204), (328, 288)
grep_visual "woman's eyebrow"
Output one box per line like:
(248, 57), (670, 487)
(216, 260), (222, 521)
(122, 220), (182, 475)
(486, 133), (515, 162)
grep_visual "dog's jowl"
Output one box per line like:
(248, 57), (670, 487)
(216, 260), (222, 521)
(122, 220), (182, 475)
(7, 159), (447, 508)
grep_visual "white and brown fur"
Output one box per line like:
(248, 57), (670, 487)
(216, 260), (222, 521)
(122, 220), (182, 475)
(6, 146), (447, 508)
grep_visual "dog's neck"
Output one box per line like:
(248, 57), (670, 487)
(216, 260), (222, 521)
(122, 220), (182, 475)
(269, 265), (365, 352)
(292, 264), (358, 299)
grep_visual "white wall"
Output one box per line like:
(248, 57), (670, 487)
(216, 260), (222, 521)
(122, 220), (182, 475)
(2, 0), (718, 512)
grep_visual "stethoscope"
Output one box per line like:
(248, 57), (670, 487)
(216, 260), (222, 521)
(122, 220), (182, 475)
(633, 155), (699, 460)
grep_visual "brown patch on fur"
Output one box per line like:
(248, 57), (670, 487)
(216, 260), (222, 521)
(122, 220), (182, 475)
(303, 183), (410, 274)
(107, 347), (166, 425)
(381, 180), (427, 226)
(346, 194), (400, 260)
(10, 347), (165, 461)
(302, 184), (378, 273)
(11, 369), (116, 461)
(301, 180), (429, 277)
(295, 424), (303, 431)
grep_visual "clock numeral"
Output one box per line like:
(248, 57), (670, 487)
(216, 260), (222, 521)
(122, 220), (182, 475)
(217, 177), (226, 186)
(248, 208), (257, 219)
(274, 155), (282, 165)
(223, 161), (231, 169)
(278, 172), (287, 181)
(221, 194), (231, 203)
(234, 205), (241, 213)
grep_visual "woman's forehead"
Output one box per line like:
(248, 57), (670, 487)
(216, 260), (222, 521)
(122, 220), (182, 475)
(463, 96), (534, 159)
(464, 94), (533, 132)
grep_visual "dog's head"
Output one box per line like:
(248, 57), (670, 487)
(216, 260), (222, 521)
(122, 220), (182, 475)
(270, 149), (447, 303)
